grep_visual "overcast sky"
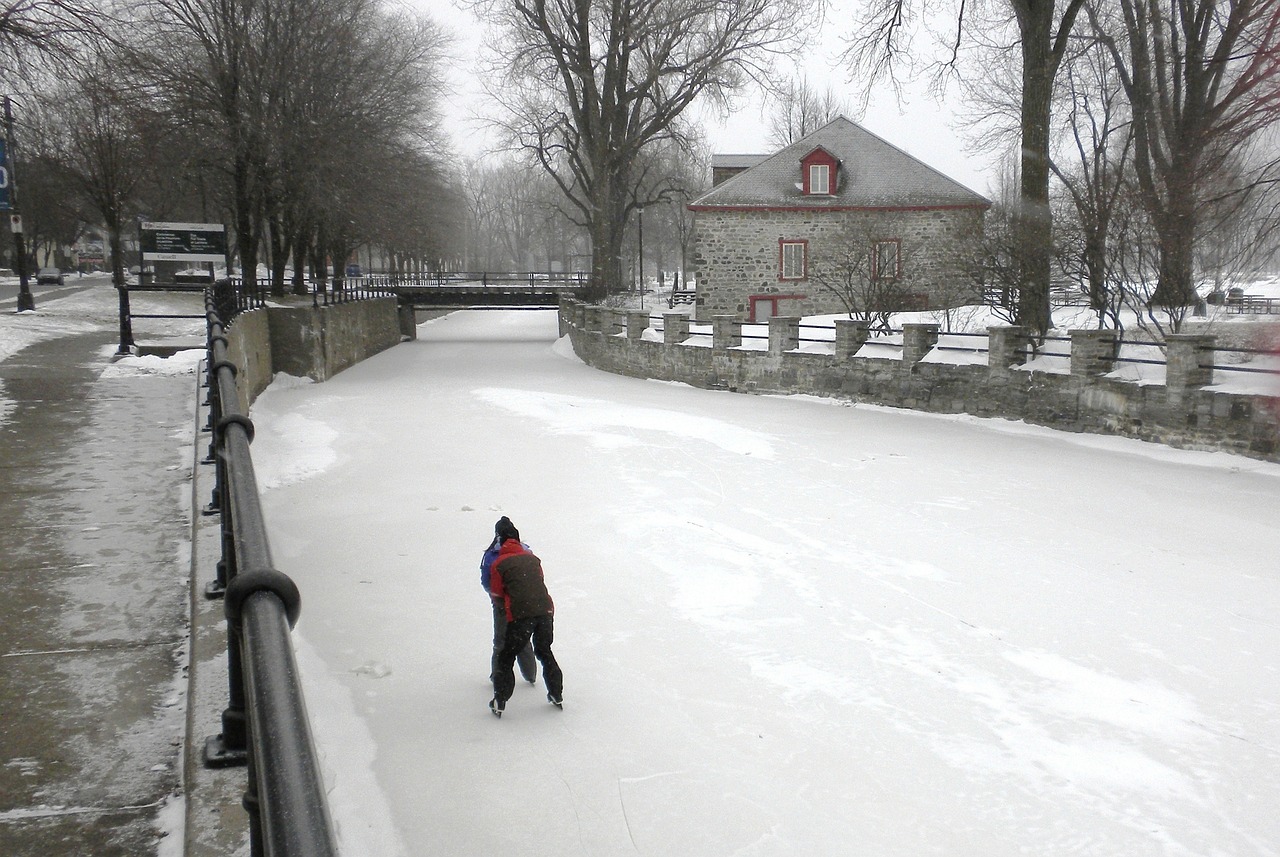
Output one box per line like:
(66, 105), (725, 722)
(403, 0), (999, 195)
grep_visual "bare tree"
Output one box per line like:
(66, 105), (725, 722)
(39, 60), (156, 291)
(1088, 0), (1280, 308)
(134, 0), (452, 290)
(1049, 33), (1133, 328)
(0, 0), (102, 80)
(472, 0), (805, 295)
(844, 0), (1087, 336)
(810, 220), (926, 332)
(767, 75), (851, 148)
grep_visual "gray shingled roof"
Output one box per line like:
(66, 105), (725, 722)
(693, 116), (989, 209)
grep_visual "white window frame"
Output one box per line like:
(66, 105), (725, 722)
(780, 241), (807, 280)
(809, 163), (830, 195)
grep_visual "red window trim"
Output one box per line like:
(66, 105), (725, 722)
(778, 238), (808, 281)
(872, 238), (901, 280)
(749, 294), (807, 323)
(800, 147), (840, 196)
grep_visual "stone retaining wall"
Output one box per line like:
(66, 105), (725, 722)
(224, 297), (403, 412)
(560, 300), (1280, 462)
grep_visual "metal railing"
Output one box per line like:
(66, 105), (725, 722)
(201, 287), (338, 857)
(354, 270), (593, 288)
(633, 313), (1279, 381)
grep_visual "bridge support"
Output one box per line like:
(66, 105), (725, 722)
(398, 302), (417, 340)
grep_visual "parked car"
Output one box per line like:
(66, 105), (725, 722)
(36, 267), (65, 285)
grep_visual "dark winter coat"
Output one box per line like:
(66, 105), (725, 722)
(489, 539), (554, 622)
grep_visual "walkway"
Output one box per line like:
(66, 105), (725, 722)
(0, 313), (243, 855)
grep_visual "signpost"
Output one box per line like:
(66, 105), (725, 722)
(3, 97), (33, 312)
(116, 221), (228, 354)
(0, 138), (10, 211)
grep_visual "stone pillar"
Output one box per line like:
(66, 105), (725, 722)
(712, 315), (742, 351)
(574, 303), (588, 330)
(1165, 333), (1215, 396)
(397, 302), (417, 340)
(768, 316), (802, 355)
(901, 323), (940, 367)
(558, 298), (573, 337)
(834, 319), (870, 359)
(585, 306), (607, 333)
(1070, 329), (1119, 376)
(987, 325), (1033, 372)
(605, 309), (627, 336)
(625, 311), (650, 341)
(663, 312), (690, 346)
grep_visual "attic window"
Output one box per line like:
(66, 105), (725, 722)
(800, 148), (839, 195)
(809, 164), (830, 195)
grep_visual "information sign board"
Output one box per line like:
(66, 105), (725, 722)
(141, 221), (227, 262)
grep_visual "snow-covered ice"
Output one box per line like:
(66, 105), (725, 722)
(250, 309), (1280, 857)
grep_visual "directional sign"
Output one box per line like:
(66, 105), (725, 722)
(0, 138), (10, 211)
(141, 221), (227, 262)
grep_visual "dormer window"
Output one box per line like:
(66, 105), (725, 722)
(800, 147), (840, 196)
(809, 164), (829, 194)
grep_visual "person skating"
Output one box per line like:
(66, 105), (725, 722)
(488, 524), (563, 717)
(481, 517), (536, 685)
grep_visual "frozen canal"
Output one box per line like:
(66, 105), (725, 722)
(250, 309), (1280, 857)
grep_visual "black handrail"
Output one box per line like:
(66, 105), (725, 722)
(203, 285), (339, 857)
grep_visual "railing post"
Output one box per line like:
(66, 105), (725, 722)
(902, 323), (940, 367)
(712, 314), (742, 351)
(768, 316), (801, 355)
(116, 283), (135, 354)
(586, 306), (607, 333)
(987, 325), (1034, 373)
(1070, 328), (1120, 376)
(663, 312), (689, 345)
(833, 318), (870, 359)
(1165, 333), (1215, 400)
(625, 311), (650, 341)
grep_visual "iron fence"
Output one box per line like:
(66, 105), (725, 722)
(201, 288), (339, 857)
(636, 314), (1278, 381)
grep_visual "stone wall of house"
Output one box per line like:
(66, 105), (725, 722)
(559, 301), (1280, 462)
(692, 207), (984, 320)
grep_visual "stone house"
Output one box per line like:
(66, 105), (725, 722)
(689, 117), (990, 321)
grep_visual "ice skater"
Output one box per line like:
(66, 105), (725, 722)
(487, 520), (563, 717)
(481, 517), (536, 685)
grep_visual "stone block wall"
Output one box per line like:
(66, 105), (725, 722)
(692, 207), (984, 320)
(224, 297), (402, 411)
(560, 300), (1280, 462)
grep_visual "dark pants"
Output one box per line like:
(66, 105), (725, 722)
(493, 614), (563, 705)
(492, 598), (536, 683)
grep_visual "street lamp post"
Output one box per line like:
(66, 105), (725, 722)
(3, 96), (34, 312)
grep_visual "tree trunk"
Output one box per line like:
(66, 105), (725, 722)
(291, 224), (309, 295)
(1016, 0), (1055, 336)
(589, 172), (628, 296)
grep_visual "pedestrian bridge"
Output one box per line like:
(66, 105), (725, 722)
(361, 271), (593, 310)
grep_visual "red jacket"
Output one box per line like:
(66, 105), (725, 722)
(489, 539), (555, 622)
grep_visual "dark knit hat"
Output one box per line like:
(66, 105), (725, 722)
(494, 516), (520, 543)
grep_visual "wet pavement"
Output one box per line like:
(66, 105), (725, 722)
(0, 317), (247, 855)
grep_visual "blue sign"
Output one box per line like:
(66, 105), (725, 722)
(0, 138), (9, 211)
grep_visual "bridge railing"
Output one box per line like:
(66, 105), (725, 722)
(201, 288), (339, 857)
(350, 270), (593, 288)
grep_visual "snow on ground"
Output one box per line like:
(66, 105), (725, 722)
(0, 278), (207, 426)
(250, 309), (1280, 857)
